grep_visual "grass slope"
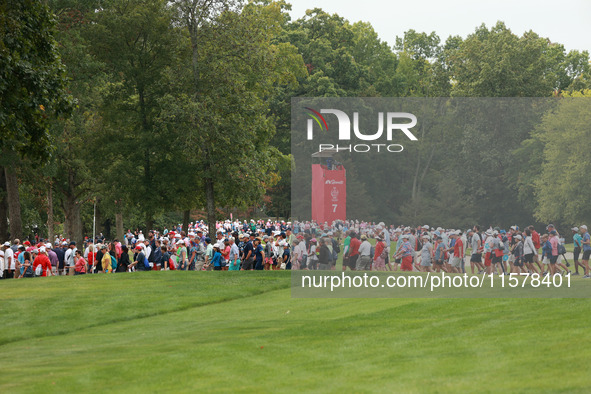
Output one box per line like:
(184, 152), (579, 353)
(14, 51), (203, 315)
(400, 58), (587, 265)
(0, 272), (590, 392)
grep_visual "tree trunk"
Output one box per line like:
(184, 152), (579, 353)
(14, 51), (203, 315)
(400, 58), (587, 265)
(62, 200), (70, 240)
(182, 209), (190, 234)
(64, 193), (82, 245)
(138, 87), (154, 233)
(145, 212), (153, 234)
(72, 204), (83, 246)
(116, 212), (124, 242)
(47, 183), (54, 242)
(104, 218), (112, 240)
(205, 177), (216, 238)
(63, 170), (83, 245)
(4, 166), (22, 240)
(95, 200), (102, 238)
(0, 167), (9, 241)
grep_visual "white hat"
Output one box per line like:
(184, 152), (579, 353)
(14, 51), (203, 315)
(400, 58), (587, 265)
(39, 246), (46, 253)
(213, 243), (220, 248)
(174, 233), (181, 239)
(3, 241), (10, 247)
(571, 227), (579, 232)
(514, 234), (522, 240)
(493, 230), (499, 235)
(62, 241), (68, 246)
(176, 240), (184, 245)
(422, 225), (429, 229)
(45, 243), (52, 249)
(581, 225), (588, 230)
(436, 227), (443, 231)
(485, 230), (493, 235)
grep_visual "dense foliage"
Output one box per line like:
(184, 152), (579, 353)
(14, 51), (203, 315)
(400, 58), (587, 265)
(1, 1), (590, 242)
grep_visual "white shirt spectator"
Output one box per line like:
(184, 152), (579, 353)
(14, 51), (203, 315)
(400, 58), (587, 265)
(359, 240), (371, 256)
(5, 248), (14, 269)
(523, 236), (536, 255)
(298, 242), (307, 257)
(229, 243), (240, 261)
(64, 247), (76, 267)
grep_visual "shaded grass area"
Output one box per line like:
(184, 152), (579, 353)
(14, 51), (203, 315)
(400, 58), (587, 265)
(0, 272), (590, 392)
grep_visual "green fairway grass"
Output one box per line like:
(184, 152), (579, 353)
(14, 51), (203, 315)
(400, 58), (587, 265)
(1, 272), (590, 392)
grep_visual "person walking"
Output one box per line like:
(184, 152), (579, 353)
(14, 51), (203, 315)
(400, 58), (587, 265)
(394, 235), (414, 272)
(356, 235), (372, 271)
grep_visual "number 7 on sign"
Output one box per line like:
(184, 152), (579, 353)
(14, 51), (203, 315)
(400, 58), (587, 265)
(332, 204), (337, 213)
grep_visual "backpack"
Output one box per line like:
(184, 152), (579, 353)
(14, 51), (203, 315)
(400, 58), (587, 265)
(370, 246), (375, 259)
(144, 256), (150, 269)
(557, 243), (566, 255)
(35, 263), (43, 277)
(111, 255), (117, 271)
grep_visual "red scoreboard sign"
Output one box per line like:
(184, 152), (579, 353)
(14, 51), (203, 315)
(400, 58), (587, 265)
(311, 164), (346, 224)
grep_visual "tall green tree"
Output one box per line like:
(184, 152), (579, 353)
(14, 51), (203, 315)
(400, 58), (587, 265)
(522, 92), (591, 225)
(1, 0), (72, 239)
(438, 22), (589, 226)
(89, 0), (184, 231)
(173, 0), (305, 236)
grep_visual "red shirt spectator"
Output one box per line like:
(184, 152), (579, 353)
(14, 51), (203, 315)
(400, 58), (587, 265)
(374, 241), (385, 262)
(88, 252), (95, 267)
(532, 230), (541, 249)
(33, 254), (52, 277)
(75, 257), (87, 273)
(453, 238), (464, 258)
(115, 242), (122, 258)
(349, 237), (361, 257)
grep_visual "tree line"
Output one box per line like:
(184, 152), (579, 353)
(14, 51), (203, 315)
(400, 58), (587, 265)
(1, 0), (590, 244)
